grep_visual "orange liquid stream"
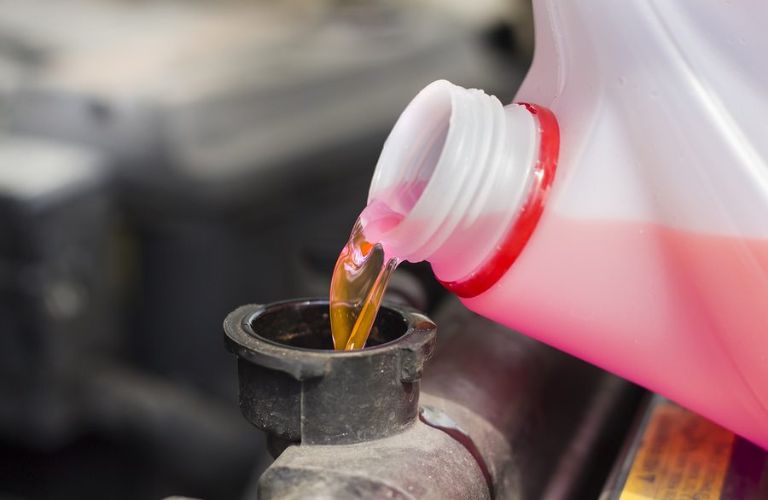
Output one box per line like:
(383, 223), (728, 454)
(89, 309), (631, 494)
(329, 217), (400, 350)
(330, 199), (406, 350)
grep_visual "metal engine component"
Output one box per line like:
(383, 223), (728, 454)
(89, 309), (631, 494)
(225, 298), (642, 499)
(225, 299), (488, 499)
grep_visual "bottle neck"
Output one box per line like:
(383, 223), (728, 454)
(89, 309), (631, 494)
(365, 80), (559, 297)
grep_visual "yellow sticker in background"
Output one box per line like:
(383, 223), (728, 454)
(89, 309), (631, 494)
(620, 402), (735, 500)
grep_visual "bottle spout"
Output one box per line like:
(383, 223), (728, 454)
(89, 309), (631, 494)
(367, 80), (559, 295)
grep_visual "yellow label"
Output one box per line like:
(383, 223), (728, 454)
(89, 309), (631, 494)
(620, 402), (735, 500)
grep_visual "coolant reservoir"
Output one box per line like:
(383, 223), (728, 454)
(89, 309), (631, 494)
(362, 0), (768, 448)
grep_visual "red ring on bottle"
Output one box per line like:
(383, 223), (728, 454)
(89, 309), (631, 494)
(439, 103), (560, 298)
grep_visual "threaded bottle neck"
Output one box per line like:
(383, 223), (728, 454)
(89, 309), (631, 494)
(365, 80), (557, 295)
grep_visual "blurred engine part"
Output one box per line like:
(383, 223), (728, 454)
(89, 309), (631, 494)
(4, 0), (512, 198)
(0, 134), (114, 447)
(0, 134), (266, 500)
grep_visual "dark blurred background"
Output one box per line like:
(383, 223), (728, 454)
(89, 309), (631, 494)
(0, 1), (534, 498)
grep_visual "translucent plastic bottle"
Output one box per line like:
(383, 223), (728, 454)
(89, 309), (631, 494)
(362, 1), (768, 448)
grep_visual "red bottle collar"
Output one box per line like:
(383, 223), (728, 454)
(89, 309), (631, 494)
(439, 103), (560, 298)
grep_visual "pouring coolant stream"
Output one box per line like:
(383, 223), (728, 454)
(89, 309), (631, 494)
(330, 1), (768, 449)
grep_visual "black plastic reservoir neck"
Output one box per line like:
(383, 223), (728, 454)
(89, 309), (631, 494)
(223, 299), (436, 446)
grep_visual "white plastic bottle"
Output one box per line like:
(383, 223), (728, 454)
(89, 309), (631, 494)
(362, 1), (768, 448)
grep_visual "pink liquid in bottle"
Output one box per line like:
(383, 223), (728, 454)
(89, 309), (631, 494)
(461, 212), (768, 449)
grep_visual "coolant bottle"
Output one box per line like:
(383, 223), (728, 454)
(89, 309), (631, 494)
(362, 1), (768, 448)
